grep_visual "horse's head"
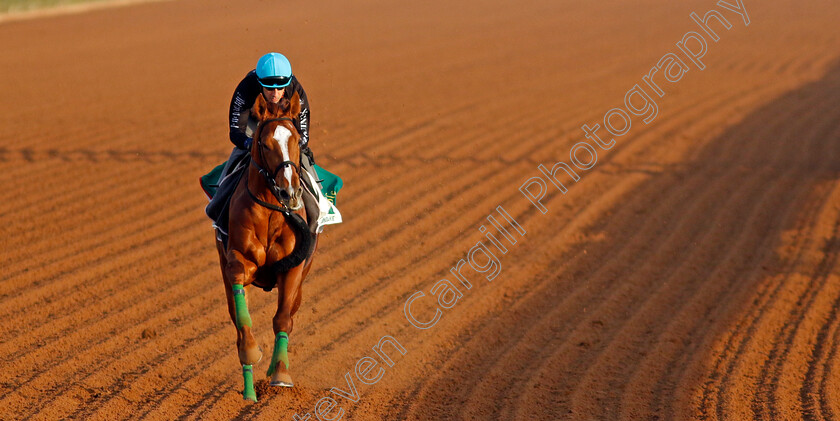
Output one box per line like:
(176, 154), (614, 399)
(251, 92), (304, 211)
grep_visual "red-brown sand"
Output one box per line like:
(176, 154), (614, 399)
(2, 0), (840, 419)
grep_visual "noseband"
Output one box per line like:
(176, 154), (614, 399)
(249, 117), (302, 212)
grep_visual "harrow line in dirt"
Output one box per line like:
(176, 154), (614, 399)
(452, 128), (780, 416)
(709, 85), (840, 421)
(694, 177), (839, 414)
(8, 266), (223, 420)
(611, 164), (803, 421)
(614, 78), (840, 421)
(310, 161), (509, 279)
(0, 159), (161, 223)
(817, 284), (840, 421)
(260, 163), (529, 357)
(4, 1), (840, 419)
(755, 201), (840, 420)
(121, 162), (540, 416)
(813, 124), (840, 420)
(398, 167), (702, 419)
(650, 94), (840, 418)
(64, 161), (532, 416)
(801, 272), (840, 420)
(508, 69), (832, 416)
(299, 162), (467, 273)
(324, 64), (840, 418)
(564, 160), (779, 418)
(73, 317), (239, 420)
(296, 169), (648, 418)
(0, 248), (215, 399)
(0, 226), (211, 374)
(625, 179), (811, 421)
(0, 160), (188, 250)
(0, 168), (202, 288)
(498, 79), (800, 416)
(32, 314), (225, 421)
(278, 158), (648, 416)
(702, 149), (832, 418)
(392, 97), (582, 163)
(695, 187), (830, 420)
(799, 102), (840, 419)
(328, 97), (490, 159)
(437, 108), (598, 166)
(0, 201), (208, 335)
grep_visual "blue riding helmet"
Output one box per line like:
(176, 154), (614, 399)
(256, 53), (293, 89)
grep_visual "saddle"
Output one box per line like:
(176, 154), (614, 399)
(200, 152), (343, 246)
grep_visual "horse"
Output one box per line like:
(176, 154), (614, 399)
(214, 91), (316, 402)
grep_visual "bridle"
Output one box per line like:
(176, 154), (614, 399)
(248, 117), (302, 213)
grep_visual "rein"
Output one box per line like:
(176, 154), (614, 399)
(247, 184), (292, 215)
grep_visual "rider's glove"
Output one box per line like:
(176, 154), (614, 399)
(242, 137), (253, 150)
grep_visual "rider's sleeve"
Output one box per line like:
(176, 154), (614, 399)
(291, 77), (315, 163)
(293, 77), (311, 148)
(229, 71), (261, 149)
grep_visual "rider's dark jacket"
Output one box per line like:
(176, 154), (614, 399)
(228, 70), (313, 161)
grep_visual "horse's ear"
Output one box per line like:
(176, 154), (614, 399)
(288, 92), (301, 118)
(252, 93), (269, 121)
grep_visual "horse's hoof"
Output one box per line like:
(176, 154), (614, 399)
(270, 371), (294, 388)
(270, 379), (294, 388)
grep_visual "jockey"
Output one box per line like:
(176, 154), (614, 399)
(229, 52), (314, 166)
(209, 52), (320, 234)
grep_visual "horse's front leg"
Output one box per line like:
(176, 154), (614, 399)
(267, 264), (304, 387)
(225, 252), (262, 401)
(226, 255), (262, 364)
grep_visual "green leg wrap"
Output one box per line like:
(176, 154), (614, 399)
(242, 364), (257, 402)
(267, 332), (290, 376)
(232, 284), (252, 329)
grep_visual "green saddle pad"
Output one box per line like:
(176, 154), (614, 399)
(200, 163), (226, 198)
(200, 161), (342, 205)
(313, 164), (343, 205)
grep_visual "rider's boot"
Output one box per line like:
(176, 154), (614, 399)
(301, 188), (317, 234)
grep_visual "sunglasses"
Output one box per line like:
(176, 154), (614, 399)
(259, 76), (291, 89)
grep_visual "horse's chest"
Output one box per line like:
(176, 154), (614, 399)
(264, 222), (295, 264)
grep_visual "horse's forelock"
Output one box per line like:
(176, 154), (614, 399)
(260, 98), (290, 120)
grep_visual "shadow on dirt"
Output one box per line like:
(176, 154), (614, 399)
(0, 147), (226, 163)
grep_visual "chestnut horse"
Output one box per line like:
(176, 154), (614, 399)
(215, 92), (316, 402)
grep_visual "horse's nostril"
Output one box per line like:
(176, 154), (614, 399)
(279, 190), (290, 200)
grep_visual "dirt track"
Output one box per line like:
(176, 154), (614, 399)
(2, 0), (840, 419)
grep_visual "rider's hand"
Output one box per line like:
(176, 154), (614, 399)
(242, 137), (253, 150)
